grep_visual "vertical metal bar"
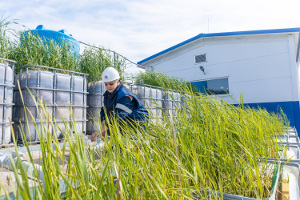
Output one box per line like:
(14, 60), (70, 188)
(143, 85), (146, 109)
(53, 69), (57, 136)
(70, 72), (73, 134)
(1, 62), (6, 145)
(91, 77), (94, 134)
(35, 66), (40, 142)
(16, 68), (23, 142)
(113, 52), (116, 67)
(11, 62), (15, 144)
(95, 77), (98, 134)
(3, 61), (8, 144)
(93, 80), (95, 134)
(83, 74), (86, 134)
(90, 77), (92, 134)
(24, 66), (29, 142)
(0, 73), (3, 145)
(96, 78), (99, 134)
(25, 67), (28, 106)
(19, 68), (23, 107)
(87, 77), (91, 134)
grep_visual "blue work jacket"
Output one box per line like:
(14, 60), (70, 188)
(100, 82), (149, 127)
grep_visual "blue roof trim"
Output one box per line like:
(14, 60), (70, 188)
(138, 27), (300, 65)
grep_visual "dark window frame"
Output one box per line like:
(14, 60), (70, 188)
(191, 77), (229, 95)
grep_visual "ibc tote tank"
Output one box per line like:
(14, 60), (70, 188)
(86, 79), (105, 135)
(13, 65), (87, 143)
(129, 84), (163, 123)
(163, 90), (181, 118)
(0, 59), (15, 147)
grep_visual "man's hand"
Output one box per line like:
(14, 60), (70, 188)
(91, 132), (99, 142)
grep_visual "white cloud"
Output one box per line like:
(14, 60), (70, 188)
(2, 0), (300, 72)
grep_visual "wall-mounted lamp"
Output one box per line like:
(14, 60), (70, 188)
(199, 66), (206, 75)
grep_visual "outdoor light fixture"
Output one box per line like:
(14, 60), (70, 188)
(199, 66), (206, 75)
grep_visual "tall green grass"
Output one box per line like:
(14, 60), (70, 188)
(134, 70), (198, 93)
(0, 18), (16, 59)
(9, 31), (80, 72)
(79, 46), (126, 79)
(8, 31), (125, 77)
(1, 90), (288, 199)
(0, 18), (289, 199)
(1, 21), (126, 78)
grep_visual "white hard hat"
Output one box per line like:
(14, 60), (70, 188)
(101, 67), (120, 82)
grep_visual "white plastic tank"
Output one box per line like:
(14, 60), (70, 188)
(281, 162), (300, 200)
(13, 66), (87, 143)
(130, 85), (151, 108)
(180, 94), (192, 119)
(163, 91), (181, 118)
(86, 80), (105, 134)
(54, 73), (71, 133)
(13, 70), (54, 141)
(149, 88), (163, 122)
(0, 59), (15, 147)
(72, 75), (86, 133)
(130, 85), (163, 123)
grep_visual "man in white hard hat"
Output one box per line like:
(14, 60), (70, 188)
(91, 67), (149, 141)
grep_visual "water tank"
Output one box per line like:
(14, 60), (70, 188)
(0, 59), (15, 147)
(163, 91), (181, 118)
(22, 25), (80, 57)
(181, 94), (191, 119)
(130, 85), (163, 123)
(13, 65), (87, 143)
(86, 80), (105, 135)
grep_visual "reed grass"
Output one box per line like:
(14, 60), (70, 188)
(134, 70), (198, 93)
(1, 88), (288, 199)
(0, 20), (126, 78)
(9, 30), (80, 72)
(0, 18), (16, 59)
(79, 46), (126, 79)
(0, 19), (289, 199)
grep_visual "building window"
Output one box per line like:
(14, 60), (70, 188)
(194, 54), (206, 63)
(192, 78), (229, 95)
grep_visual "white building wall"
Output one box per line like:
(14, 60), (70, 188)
(144, 34), (299, 104)
(286, 34), (300, 104)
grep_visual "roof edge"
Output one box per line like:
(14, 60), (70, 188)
(138, 27), (300, 65)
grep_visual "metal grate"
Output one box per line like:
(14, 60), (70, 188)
(194, 54), (206, 63)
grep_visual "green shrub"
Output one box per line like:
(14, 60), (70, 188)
(79, 46), (125, 79)
(9, 31), (79, 72)
(0, 18), (16, 59)
(134, 70), (198, 93)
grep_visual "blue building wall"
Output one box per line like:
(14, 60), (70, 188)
(233, 101), (300, 135)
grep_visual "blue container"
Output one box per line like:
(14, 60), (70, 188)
(22, 25), (80, 57)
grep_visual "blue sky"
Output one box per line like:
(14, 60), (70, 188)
(2, 0), (300, 74)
